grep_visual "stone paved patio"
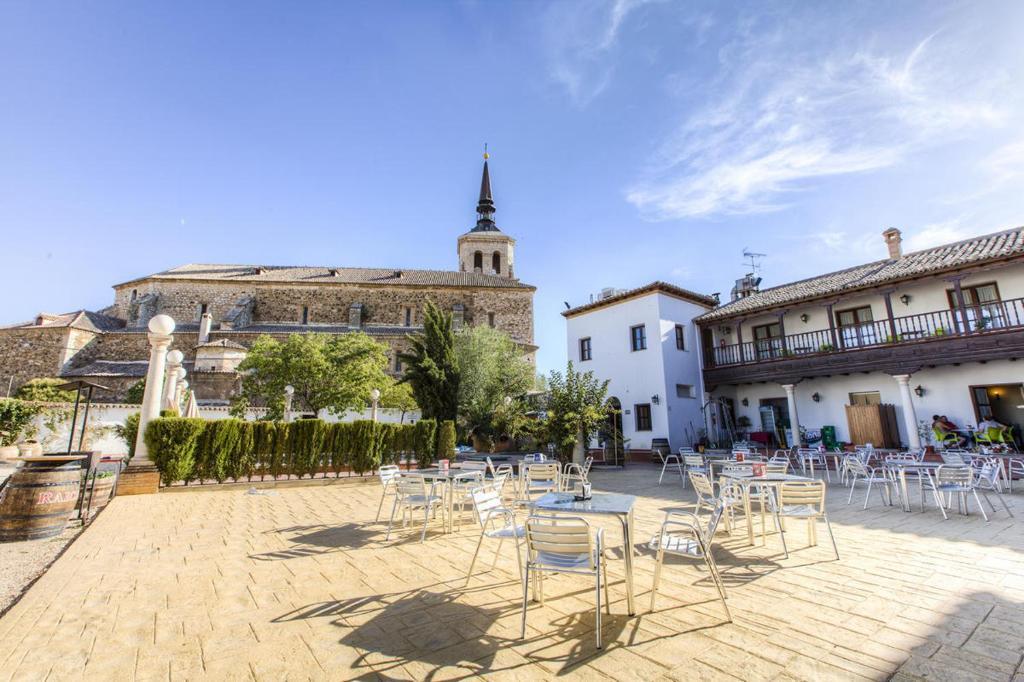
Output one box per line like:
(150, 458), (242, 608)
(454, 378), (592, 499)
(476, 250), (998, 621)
(1, 465), (1023, 681)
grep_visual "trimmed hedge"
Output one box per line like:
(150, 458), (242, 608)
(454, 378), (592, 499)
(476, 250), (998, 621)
(144, 417), (440, 485)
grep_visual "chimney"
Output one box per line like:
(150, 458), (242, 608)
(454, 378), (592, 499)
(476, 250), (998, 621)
(883, 227), (903, 260)
(348, 303), (363, 328)
(452, 303), (465, 329)
(198, 313), (213, 344)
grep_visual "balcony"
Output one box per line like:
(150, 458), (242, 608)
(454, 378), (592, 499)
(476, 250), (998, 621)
(704, 297), (1024, 385)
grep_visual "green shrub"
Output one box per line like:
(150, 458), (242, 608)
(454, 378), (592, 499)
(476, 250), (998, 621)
(231, 421), (256, 481)
(290, 419), (326, 478)
(436, 420), (456, 462)
(114, 412), (140, 457)
(349, 420), (381, 474)
(252, 421), (277, 479)
(195, 419), (243, 483)
(145, 418), (206, 485)
(15, 378), (77, 403)
(327, 422), (352, 475)
(270, 422), (291, 478)
(125, 379), (146, 405)
(413, 418), (437, 469)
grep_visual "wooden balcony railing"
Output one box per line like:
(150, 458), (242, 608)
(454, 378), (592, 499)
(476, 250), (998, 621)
(708, 297), (1024, 368)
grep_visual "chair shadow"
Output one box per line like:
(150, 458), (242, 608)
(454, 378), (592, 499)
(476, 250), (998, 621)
(250, 522), (380, 561)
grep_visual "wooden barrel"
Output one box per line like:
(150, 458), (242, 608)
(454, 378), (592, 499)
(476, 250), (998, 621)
(0, 458), (83, 541)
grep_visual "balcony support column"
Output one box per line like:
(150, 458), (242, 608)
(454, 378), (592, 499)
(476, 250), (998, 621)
(826, 303), (838, 349)
(883, 291), (898, 342)
(736, 321), (744, 363)
(777, 312), (787, 355)
(951, 278), (970, 335)
(892, 374), (922, 450)
(781, 383), (802, 449)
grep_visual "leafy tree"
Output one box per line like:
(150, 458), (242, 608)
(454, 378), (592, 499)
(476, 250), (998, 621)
(15, 378), (77, 403)
(436, 420), (456, 460)
(398, 301), (460, 422)
(125, 379), (146, 405)
(378, 379), (419, 423)
(454, 325), (533, 442)
(234, 332), (390, 421)
(0, 399), (41, 447)
(543, 362), (610, 463)
(114, 412), (141, 457)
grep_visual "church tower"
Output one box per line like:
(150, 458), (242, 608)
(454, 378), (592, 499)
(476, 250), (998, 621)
(457, 153), (516, 278)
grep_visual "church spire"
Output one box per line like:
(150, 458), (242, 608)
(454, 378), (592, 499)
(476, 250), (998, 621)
(472, 147), (499, 232)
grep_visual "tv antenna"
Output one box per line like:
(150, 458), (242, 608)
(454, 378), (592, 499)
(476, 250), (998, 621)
(742, 247), (766, 275)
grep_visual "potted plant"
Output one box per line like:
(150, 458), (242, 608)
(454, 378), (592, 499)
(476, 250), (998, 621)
(735, 415), (752, 440)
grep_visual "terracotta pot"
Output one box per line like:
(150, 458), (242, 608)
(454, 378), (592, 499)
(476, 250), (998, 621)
(0, 445), (19, 461)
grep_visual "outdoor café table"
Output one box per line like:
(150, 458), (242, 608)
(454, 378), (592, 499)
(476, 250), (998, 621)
(403, 467), (482, 534)
(883, 461), (963, 513)
(719, 471), (813, 546)
(530, 491), (639, 616)
(703, 453), (738, 480)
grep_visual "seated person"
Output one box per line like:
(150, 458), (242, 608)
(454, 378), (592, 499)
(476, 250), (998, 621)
(978, 415), (1006, 432)
(932, 415), (966, 447)
(977, 415), (1009, 445)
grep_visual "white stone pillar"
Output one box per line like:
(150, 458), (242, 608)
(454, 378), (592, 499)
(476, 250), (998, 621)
(893, 374), (921, 450)
(198, 313), (213, 344)
(703, 391), (714, 447)
(782, 383), (801, 448)
(163, 350), (184, 412)
(133, 315), (176, 461)
(174, 367), (187, 408)
(370, 388), (381, 422)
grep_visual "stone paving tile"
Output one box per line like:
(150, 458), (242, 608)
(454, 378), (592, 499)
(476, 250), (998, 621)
(0, 465), (1022, 681)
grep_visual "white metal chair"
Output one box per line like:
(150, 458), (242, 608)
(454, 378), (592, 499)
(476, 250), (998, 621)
(451, 470), (486, 530)
(385, 475), (447, 542)
(940, 450), (967, 466)
(466, 482), (524, 582)
(648, 502), (731, 621)
(689, 472), (719, 515)
(845, 459), (894, 509)
(681, 455), (708, 488)
(375, 464), (401, 522)
(924, 466), (986, 520)
(777, 480), (839, 560)
(657, 449), (685, 484)
(520, 514), (609, 649)
(519, 462), (561, 503)
(562, 456), (594, 490)
(973, 461), (1013, 518)
(797, 448), (831, 482)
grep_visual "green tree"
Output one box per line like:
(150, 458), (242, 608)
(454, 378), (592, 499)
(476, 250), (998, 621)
(398, 301), (459, 422)
(15, 378), (77, 403)
(454, 325), (533, 442)
(543, 362), (610, 463)
(378, 379), (418, 423)
(0, 399), (41, 447)
(125, 379), (146, 405)
(234, 333), (390, 421)
(114, 412), (141, 458)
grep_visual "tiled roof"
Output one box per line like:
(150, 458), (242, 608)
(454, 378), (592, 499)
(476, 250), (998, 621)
(114, 264), (534, 290)
(697, 227), (1024, 322)
(3, 310), (126, 333)
(195, 339), (248, 350)
(63, 360), (149, 378)
(220, 324), (420, 336)
(562, 281), (718, 318)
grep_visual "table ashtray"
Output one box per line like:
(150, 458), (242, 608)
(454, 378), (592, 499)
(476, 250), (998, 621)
(573, 493), (592, 501)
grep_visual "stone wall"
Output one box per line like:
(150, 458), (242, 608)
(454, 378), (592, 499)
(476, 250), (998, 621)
(111, 279), (534, 345)
(0, 327), (76, 391)
(68, 332), (201, 370)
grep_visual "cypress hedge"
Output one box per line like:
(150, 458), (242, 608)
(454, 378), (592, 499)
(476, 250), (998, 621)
(413, 418), (437, 469)
(436, 420), (456, 462)
(144, 418), (206, 486)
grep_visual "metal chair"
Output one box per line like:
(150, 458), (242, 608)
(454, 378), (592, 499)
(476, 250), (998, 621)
(682, 455), (708, 488)
(924, 466), (986, 520)
(648, 502), (731, 621)
(520, 514), (609, 649)
(375, 464), (401, 522)
(486, 456), (517, 498)
(657, 449), (685, 484)
(797, 448), (831, 482)
(845, 459), (894, 509)
(451, 470), (486, 530)
(562, 456), (593, 490)
(385, 475), (447, 542)
(466, 481), (524, 582)
(973, 461), (1013, 518)
(519, 462), (561, 504)
(776, 480), (839, 560)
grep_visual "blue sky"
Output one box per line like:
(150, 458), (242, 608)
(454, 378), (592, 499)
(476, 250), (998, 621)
(1, 1), (1023, 374)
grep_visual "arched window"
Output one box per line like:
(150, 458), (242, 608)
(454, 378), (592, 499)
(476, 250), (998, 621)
(473, 251), (483, 271)
(492, 252), (501, 274)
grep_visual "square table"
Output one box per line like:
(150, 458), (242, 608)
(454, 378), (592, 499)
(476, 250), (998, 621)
(404, 467), (484, 533)
(530, 492), (639, 616)
(883, 461), (951, 512)
(719, 471), (813, 545)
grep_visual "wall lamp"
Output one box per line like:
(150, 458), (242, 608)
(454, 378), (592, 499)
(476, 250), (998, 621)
(900, 294), (912, 306)
(811, 392), (821, 402)
(651, 394), (660, 405)
(914, 385), (925, 398)
(741, 397), (749, 407)
(800, 313), (809, 323)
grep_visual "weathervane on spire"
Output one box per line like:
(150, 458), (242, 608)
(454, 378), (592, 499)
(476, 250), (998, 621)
(473, 147), (498, 232)
(483, 142), (489, 160)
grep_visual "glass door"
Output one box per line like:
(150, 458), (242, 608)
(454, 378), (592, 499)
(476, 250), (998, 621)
(752, 323), (783, 360)
(837, 306), (877, 348)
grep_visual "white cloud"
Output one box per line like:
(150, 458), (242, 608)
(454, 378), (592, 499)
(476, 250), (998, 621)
(627, 18), (1013, 220)
(544, 0), (657, 107)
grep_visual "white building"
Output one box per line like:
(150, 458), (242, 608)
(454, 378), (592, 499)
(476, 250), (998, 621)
(563, 282), (718, 455)
(697, 227), (1024, 450)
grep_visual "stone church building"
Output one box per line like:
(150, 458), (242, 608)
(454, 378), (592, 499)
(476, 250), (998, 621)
(0, 158), (536, 402)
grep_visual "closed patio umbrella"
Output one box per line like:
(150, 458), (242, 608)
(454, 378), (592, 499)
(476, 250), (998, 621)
(184, 390), (200, 418)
